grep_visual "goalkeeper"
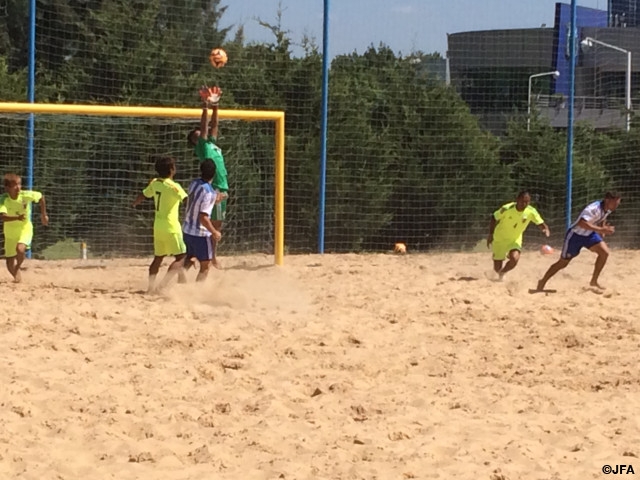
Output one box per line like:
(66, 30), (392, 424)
(186, 85), (228, 269)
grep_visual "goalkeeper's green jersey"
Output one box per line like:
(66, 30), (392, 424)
(194, 136), (228, 192)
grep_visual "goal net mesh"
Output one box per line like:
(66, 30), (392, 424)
(0, 113), (275, 258)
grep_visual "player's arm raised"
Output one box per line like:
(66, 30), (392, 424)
(199, 105), (209, 140)
(208, 86), (221, 139)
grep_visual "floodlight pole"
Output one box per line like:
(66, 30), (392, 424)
(582, 36), (632, 132)
(527, 70), (560, 131)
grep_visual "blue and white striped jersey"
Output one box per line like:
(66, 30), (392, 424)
(182, 179), (217, 237)
(570, 200), (611, 236)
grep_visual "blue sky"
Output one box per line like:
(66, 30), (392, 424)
(222, 0), (604, 57)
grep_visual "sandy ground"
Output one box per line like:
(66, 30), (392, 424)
(0, 249), (639, 480)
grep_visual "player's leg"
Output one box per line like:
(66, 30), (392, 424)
(177, 262), (189, 284)
(157, 254), (186, 291)
(193, 234), (214, 282)
(210, 221), (222, 269)
(148, 256), (164, 292)
(149, 229), (176, 292)
(183, 233), (211, 282)
(169, 232), (188, 283)
(537, 258), (570, 290)
(183, 258), (195, 271)
(183, 233), (197, 283)
(210, 198), (226, 269)
(4, 234), (16, 279)
(5, 257), (15, 279)
(13, 243), (27, 283)
(197, 259), (211, 282)
(588, 240), (610, 289)
(491, 241), (507, 277)
(168, 253), (186, 272)
(10, 227), (32, 283)
(156, 234), (187, 291)
(537, 231), (576, 290)
(499, 248), (521, 279)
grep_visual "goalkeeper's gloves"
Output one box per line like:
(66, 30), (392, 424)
(199, 85), (222, 106)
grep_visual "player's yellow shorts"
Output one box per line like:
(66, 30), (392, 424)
(4, 228), (33, 258)
(492, 238), (522, 261)
(153, 230), (186, 257)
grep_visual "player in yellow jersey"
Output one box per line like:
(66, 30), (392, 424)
(487, 191), (550, 280)
(0, 173), (49, 283)
(132, 157), (188, 293)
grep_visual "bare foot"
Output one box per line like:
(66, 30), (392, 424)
(212, 259), (222, 270)
(590, 281), (605, 290)
(535, 279), (545, 291)
(13, 269), (22, 283)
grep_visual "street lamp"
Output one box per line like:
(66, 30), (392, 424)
(581, 36), (632, 132)
(528, 70), (560, 131)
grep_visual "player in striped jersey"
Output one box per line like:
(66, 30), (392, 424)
(182, 159), (222, 282)
(535, 191), (621, 291)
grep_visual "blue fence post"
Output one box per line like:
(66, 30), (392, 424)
(318, 0), (330, 254)
(26, 0), (36, 258)
(565, 0), (577, 231)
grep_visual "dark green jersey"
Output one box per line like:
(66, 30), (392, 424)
(194, 136), (228, 192)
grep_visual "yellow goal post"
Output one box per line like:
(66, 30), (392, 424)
(0, 102), (285, 265)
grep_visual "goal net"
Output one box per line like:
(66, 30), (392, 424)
(0, 105), (284, 262)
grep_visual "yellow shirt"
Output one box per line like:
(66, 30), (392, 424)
(493, 202), (544, 244)
(142, 178), (187, 234)
(0, 190), (42, 238)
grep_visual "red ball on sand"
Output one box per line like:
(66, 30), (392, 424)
(540, 244), (554, 255)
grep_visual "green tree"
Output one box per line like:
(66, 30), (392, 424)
(500, 118), (610, 242)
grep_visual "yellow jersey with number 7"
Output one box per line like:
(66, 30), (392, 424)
(142, 178), (187, 234)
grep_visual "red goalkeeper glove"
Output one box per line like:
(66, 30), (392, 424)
(199, 85), (222, 106)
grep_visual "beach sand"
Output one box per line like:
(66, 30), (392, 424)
(1, 249), (638, 479)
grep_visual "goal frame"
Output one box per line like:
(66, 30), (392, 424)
(0, 102), (285, 265)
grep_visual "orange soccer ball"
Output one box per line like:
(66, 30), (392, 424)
(209, 48), (228, 68)
(394, 243), (407, 254)
(540, 244), (554, 255)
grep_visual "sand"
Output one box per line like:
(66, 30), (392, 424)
(0, 249), (638, 479)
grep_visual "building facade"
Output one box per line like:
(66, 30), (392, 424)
(447, 2), (640, 133)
